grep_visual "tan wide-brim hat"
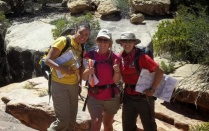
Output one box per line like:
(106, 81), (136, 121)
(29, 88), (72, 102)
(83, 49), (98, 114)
(116, 31), (141, 44)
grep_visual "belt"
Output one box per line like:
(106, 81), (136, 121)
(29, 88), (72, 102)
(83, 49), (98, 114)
(125, 84), (136, 89)
(89, 84), (116, 89)
(124, 83), (145, 97)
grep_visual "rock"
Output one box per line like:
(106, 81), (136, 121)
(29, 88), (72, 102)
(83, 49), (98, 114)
(97, 0), (120, 16)
(67, 0), (91, 14)
(130, 13), (145, 24)
(0, 77), (207, 131)
(131, 0), (170, 15)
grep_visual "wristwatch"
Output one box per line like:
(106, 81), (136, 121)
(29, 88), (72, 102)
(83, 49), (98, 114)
(149, 87), (156, 92)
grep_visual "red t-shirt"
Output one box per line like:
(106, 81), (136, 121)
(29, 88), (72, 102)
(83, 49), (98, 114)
(84, 50), (120, 100)
(120, 48), (158, 95)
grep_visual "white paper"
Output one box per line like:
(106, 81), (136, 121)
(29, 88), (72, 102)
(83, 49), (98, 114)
(135, 69), (178, 102)
(54, 50), (73, 65)
(54, 50), (80, 79)
(83, 58), (99, 85)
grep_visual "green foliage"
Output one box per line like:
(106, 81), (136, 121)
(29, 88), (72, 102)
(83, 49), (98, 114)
(23, 82), (34, 89)
(51, 13), (100, 39)
(160, 61), (175, 74)
(0, 11), (10, 28)
(153, 4), (209, 65)
(112, 0), (131, 18)
(189, 122), (209, 131)
(38, 89), (48, 97)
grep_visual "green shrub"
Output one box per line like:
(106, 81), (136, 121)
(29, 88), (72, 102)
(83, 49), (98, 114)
(23, 82), (34, 89)
(153, 4), (209, 65)
(113, 0), (131, 18)
(0, 11), (10, 28)
(160, 61), (175, 74)
(38, 89), (48, 97)
(189, 122), (209, 131)
(51, 12), (100, 39)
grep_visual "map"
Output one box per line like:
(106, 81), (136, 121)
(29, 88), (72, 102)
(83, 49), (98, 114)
(135, 69), (178, 102)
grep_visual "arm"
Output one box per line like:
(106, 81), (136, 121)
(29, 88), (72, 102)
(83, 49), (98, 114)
(82, 66), (94, 81)
(44, 47), (75, 75)
(113, 59), (121, 84)
(144, 66), (164, 96)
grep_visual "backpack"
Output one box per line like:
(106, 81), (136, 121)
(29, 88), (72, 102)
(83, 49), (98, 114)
(39, 36), (72, 79)
(88, 50), (113, 77)
(39, 34), (73, 103)
(134, 47), (153, 74)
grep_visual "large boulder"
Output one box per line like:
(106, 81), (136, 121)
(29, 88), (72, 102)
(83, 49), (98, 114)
(131, 0), (171, 15)
(0, 77), (91, 131)
(67, 0), (91, 14)
(97, 0), (120, 16)
(5, 21), (55, 83)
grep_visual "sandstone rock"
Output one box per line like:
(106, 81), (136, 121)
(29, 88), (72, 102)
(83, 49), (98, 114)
(1, 76), (207, 131)
(97, 0), (120, 16)
(67, 0), (91, 14)
(131, 0), (170, 15)
(130, 13), (145, 24)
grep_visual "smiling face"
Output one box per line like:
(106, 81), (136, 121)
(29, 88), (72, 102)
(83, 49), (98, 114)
(120, 40), (136, 54)
(74, 26), (90, 44)
(96, 36), (112, 54)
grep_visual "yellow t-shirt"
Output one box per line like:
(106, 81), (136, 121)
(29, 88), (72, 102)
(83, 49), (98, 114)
(51, 35), (82, 84)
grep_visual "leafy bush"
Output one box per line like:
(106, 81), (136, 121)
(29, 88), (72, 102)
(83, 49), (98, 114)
(38, 89), (48, 97)
(23, 82), (34, 89)
(113, 0), (131, 18)
(0, 11), (10, 28)
(51, 13), (101, 48)
(189, 122), (209, 131)
(51, 12), (100, 39)
(153, 4), (209, 65)
(160, 61), (175, 74)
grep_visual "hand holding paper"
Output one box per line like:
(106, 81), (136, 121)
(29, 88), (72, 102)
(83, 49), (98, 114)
(89, 59), (94, 87)
(54, 50), (80, 78)
(83, 58), (99, 86)
(135, 69), (178, 102)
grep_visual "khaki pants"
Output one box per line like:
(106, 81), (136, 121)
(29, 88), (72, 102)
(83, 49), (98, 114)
(47, 81), (79, 131)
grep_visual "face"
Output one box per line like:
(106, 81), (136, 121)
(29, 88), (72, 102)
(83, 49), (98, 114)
(120, 40), (136, 54)
(97, 37), (111, 53)
(74, 26), (90, 44)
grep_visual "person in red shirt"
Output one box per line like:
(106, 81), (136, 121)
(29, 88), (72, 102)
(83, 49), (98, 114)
(82, 29), (121, 131)
(116, 32), (164, 131)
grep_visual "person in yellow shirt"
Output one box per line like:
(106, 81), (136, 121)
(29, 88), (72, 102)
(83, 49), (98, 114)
(45, 22), (91, 131)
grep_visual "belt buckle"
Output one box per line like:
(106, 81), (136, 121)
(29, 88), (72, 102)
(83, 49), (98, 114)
(106, 84), (110, 88)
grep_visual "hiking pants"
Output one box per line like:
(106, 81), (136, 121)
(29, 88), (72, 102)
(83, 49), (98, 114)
(47, 81), (79, 131)
(122, 95), (157, 131)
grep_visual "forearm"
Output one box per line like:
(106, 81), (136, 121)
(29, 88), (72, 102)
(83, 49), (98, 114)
(113, 71), (121, 84)
(151, 68), (164, 89)
(82, 69), (90, 81)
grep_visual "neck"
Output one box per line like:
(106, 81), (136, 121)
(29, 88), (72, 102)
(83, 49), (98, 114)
(72, 35), (79, 44)
(98, 49), (109, 54)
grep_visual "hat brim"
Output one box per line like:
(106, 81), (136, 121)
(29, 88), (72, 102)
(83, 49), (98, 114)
(116, 39), (141, 44)
(96, 34), (111, 39)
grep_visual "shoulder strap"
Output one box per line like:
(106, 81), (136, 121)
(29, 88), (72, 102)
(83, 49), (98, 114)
(134, 49), (144, 74)
(89, 50), (95, 60)
(59, 36), (72, 57)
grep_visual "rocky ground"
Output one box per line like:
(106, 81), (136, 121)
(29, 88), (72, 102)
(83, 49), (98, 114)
(1, 4), (64, 131)
(0, 100), (37, 131)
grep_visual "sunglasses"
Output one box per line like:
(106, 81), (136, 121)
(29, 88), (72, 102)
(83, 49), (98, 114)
(97, 38), (109, 43)
(120, 40), (136, 43)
